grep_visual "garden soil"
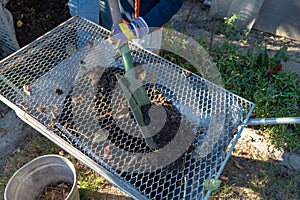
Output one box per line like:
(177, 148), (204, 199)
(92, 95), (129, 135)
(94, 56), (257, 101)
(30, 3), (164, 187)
(1, 0), (299, 199)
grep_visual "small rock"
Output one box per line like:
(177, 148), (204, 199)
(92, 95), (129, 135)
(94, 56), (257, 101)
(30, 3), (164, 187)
(59, 150), (65, 156)
(288, 153), (300, 171)
(16, 20), (23, 28)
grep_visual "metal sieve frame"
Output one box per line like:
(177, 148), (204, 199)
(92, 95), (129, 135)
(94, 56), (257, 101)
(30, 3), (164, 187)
(0, 16), (255, 200)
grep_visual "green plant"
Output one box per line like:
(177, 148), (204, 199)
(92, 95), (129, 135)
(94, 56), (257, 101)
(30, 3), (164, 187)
(243, 28), (250, 37)
(78, 175), (107, 191)
(213, 13), (253, 42)
(162, 36), (299, 151)
(211, 41), (300, 151)
(160, 50), (199, 75)
(0, 50), (6, 60)
(214, 13), (240, 39)
(256, 45), (288, 75)
(224, 13), (238, 27)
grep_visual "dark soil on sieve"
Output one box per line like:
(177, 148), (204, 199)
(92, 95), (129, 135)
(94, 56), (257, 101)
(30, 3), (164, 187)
(96, 66), (182, 151)
(95, 66), (189, 198)
(140, 98), (181, 148)
(38, 181), (72, 200)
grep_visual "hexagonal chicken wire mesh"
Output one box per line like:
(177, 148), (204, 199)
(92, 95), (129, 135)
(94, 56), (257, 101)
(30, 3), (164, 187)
(0, 16), (255, 199)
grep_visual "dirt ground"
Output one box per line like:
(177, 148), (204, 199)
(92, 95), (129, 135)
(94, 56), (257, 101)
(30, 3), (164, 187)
(1, 0), (300, 199)
(6, 0), (71, 47)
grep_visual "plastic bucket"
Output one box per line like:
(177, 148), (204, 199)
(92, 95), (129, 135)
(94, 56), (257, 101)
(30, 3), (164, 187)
(4, 154), (80, 200)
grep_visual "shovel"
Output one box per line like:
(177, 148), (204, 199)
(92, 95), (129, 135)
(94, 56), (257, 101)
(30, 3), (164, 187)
(108, 0), (158, 149)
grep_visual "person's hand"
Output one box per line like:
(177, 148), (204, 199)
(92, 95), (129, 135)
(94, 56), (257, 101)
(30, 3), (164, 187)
(111, 17), (149, 49)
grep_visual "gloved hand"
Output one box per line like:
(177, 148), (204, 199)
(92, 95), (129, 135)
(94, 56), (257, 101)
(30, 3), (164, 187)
(111, 17), (149, 49)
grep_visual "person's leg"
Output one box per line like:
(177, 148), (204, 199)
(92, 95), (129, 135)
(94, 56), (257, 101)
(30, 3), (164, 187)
(68, 0), (100, 24)
(0, 3), (20, 54)
(98, 0), (113, 29)
(68, 0), (100, 48)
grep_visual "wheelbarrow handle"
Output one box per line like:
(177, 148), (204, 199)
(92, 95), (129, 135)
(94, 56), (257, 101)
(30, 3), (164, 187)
(246, 117), (300, 125)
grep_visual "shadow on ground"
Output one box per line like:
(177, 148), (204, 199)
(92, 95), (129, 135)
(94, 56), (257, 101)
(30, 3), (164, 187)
(79, 189), (132, 200)
(211, 155), (300, 200)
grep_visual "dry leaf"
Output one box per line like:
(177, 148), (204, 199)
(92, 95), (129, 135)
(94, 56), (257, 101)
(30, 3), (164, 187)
(220, 175), (228, 182)
(183, 71), (192, 78)
(103, 145), (112, 160)
(92, 129), (109, 142)
(88, 39), (95, 46)
(234, 160), (244, 170)
(231, 81), (237, 88)
(0, 128), (7, 132)
(47, 119), (56, 128)
(136, 66), (146, 81)
(23, 84), (32, 96)
(114, 51), (121, 59)
(148, 72), (155, 83)
(17, 20), (23, 28)
(37, 106), (48, 113)
(14, 147), (21, 153)
(107, 36), (113, 44)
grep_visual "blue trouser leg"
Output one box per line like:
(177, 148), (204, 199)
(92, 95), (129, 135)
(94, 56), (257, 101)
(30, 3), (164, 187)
(99, 0), (113, 30)
(68, 0), (113, 30)
(68, 0), (100, 24)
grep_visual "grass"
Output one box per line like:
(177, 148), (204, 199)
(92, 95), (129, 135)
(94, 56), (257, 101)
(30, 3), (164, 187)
(162, 17), (300, 152)
(214, 161), (300, 200)
(209, 142), (300, 200)
(167, 47), (299, 151)
(1, 133), (299, 200)
(212, 41), (300, 151)
(160, 15), (300, 198)
(0, 137), (59, 197)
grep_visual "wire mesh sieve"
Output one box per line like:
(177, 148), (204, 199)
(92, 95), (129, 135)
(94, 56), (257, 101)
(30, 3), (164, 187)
(0, 16), (255, 199)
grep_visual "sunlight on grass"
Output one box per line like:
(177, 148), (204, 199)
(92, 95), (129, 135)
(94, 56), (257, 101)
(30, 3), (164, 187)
(210, 184), (262, 200)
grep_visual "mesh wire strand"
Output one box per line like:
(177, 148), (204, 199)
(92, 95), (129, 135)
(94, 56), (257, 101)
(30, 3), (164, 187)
(0, 16), (254, 200)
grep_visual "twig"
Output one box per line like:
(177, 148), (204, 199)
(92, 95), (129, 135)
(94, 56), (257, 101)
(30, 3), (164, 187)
(66, 127), (84, 135)
(182, 0), (196, 32)
(209, 13), (218, 54)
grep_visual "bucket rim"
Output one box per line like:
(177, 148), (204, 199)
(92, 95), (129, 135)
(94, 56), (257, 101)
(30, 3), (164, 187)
(4, 154), (78, 200)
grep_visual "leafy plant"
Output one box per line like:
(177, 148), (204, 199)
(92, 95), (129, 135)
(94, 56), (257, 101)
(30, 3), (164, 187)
(211, 41), (300, 151)
(0, 50), (6, 60)
(78, 176), (106, 191)
(224, 13), (238, 29)
(214, 13), (242, 39)
(204, 178), (222, 191)
(161, 34), (299, 151)
(160, 50), (199, 75)
(256, 45), (288, 75)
